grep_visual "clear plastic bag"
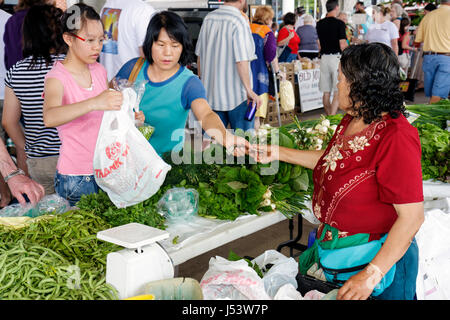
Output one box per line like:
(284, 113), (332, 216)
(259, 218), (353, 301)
(157, 188), (199, 222)
(252, 250), (299, 299)
(0, 194), (70, 218)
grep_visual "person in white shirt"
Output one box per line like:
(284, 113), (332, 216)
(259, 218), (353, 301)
(365, 5), (399, 55)
(294, 6), (316, 30)
(99, 0), (155, 81)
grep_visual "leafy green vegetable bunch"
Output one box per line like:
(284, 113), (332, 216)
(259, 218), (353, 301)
(414, 123), (449, 182)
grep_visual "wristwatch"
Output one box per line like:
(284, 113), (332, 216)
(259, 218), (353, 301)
(4, 168), (25, 183)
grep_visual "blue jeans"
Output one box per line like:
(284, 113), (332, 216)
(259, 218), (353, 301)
(422, 54), (450, 99)
(54, 171), (99, 207)
(376, 239), (419, 300)
(215, 100), (255, 132)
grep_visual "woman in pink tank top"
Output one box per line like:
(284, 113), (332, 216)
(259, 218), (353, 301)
(43, 3), (123, 206)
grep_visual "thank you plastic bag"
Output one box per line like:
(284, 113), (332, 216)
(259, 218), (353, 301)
(200, 256), (271, 300)
(93, 87), (171, 208)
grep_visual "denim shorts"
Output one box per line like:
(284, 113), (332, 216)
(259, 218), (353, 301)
(422, 54), (450, 99)
(215, 100), (255, 132)
(54, 171), (99, 207)
(376, 239), (419, 300)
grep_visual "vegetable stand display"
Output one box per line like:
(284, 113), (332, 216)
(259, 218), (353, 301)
(0, 103), (448, 300)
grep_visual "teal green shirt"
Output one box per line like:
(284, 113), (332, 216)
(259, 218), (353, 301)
(116, 58), (206, 155)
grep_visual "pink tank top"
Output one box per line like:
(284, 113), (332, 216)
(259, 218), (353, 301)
(45, 61), (107, 175)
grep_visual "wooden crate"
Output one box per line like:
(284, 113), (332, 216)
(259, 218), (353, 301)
(263, 100), (296, 127)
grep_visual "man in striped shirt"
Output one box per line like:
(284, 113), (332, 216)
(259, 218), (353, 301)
(195, 0), (261, 132)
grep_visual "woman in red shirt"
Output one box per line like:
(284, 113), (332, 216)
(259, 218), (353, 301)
(251, 43), (424, 300)
(277, 12), (300, 63)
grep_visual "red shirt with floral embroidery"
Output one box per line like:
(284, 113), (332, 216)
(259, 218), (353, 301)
(312, 113), (423, 241)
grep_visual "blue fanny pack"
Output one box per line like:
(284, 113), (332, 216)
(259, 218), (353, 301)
(317, 230), (396, 297)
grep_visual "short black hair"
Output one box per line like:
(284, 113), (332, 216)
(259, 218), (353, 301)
(142, 11), (194, 66)
(326, 0), (339, 12)
(283, 12), (296, 26)
(61, 3), (101, 34)
(340, 43), (406, 124)
(23, 5), (66, 69)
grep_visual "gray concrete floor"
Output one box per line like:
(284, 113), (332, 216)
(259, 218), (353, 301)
(176, 89), (429, 282)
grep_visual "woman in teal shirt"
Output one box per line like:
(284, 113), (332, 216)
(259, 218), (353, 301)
(115, 11), (247, 156)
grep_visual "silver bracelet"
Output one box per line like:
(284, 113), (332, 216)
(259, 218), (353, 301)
(4, 168), (25, 183)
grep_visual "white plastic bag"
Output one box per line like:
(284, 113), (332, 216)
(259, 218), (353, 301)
(279, 79), (295, 112)
(93, 87), (171, 208)
(251, 250), (298, 298)
(200, 256), (271, 300)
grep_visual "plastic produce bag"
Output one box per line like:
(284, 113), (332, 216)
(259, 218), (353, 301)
(111, 79), (155, 140)
(93, 87), (171, 208)
(251, 250), (299, 299)
(200, 256), (271, 300)
(279, 79), (295, 112)
(0, 194), (70, 218)
(157, 188), (199, 222)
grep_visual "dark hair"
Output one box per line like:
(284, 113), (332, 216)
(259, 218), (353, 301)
(142, 11), (194, 66)
(399, 17), (411, 35)
(340, 43), (406, 124)
(424, 3), (437, 11)
(295, 6), (305, 15)
(61, 3), (101, 34)
(15, 0), (47, 11)
(22, 4), (66, 69)
(326, 0), (339, 12)
(283, 12), (296, 26)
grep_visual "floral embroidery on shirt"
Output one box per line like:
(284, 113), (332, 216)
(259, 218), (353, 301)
(348, 136), (370, 153)
(322, 143), (343, 172)
(314, 203), (322, 219)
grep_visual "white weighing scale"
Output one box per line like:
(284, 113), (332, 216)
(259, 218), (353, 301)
(97, 223), (174, 299)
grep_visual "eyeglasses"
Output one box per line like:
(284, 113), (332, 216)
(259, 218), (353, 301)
(69, 32), (104, 46)
(69, 32), (86, 42)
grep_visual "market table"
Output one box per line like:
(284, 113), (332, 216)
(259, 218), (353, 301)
(160, 210), (288, 266)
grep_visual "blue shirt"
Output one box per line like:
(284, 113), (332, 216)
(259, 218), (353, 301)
(116, 58), (206, 155)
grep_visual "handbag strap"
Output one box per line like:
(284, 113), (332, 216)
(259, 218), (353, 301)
(128, 57), (145, 84)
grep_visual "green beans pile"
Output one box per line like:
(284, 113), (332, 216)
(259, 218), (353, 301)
(0, 210), (121, 300)
(0, 240), (118, 300)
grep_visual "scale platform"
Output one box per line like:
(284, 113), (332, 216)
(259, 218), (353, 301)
(97, 222), (169, 250)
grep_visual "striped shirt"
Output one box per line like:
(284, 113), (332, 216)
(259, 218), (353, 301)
(5, 55), (64, 158)
(195, 5), (256, 111)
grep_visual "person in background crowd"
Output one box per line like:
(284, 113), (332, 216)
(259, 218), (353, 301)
(296, 14), (320, 60)
(99, 0), (155, 82)
(353, 1), (371, 35)
(42, 3), (126, 206)
(414, 0), (450, 104)
(0, 5), (10, 206)
(114, 11), (249, 157)
(271, 22), (279, 37)
(391, 3), (408, 31)
(249, 6), (284, 130)
(3, 4), (65, 196)
(337, 12), (354, 46)
(3, 0), (48, 71)
(0, 137), (44, 205)
(277, 12), (300, 63)
(316, 0), (347, 116)
(195, 0), (261, 132)
(365, 5), (399, 56)
(294, 6), (316, 30)
(397, 17), (416, 71)
(251, 43), (424, 301)
(423, 3), (437, 15)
